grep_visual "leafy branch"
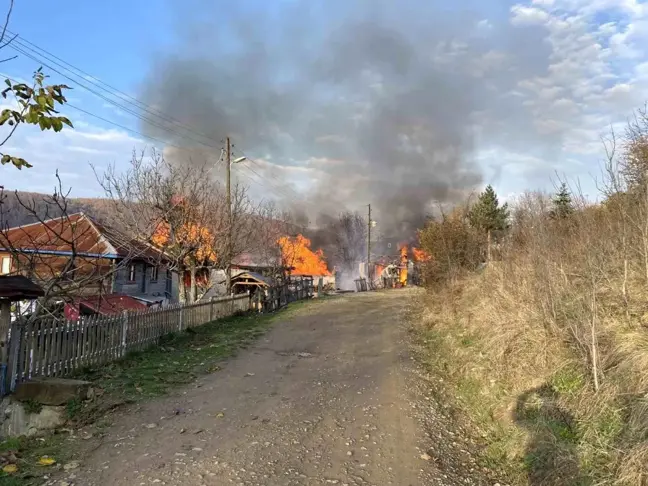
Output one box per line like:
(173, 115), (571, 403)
(0, 68), (73, 169)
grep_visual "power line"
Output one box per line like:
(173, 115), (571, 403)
(3, 32), (316, 204)
(66, 103), (181, 150)
(7, 35), (225, 151)
(6, 31), (224, 148)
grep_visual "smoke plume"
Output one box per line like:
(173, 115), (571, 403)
(140, 0), (539, 239)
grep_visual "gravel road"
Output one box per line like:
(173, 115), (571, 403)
(57, 290), (492, 486)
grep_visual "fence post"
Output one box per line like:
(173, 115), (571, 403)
(209, 296), (215, 321)
(179, 304), (184, 332)
(121, 310), (129, 357)
(318, 278), (323, 297)
(6, 320), (21, 393)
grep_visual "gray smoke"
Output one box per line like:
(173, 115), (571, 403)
(140, 0), (541, 239)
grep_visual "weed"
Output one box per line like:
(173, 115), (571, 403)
(65, 397), (82, 420)
(19, 400), (41, 416)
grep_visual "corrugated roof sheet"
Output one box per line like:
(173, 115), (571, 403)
(231, 271), (273, 287)
(0, 275), (44, 300)
(2, 212), (166, 261)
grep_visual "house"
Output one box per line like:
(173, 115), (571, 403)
(0, 212), (180, 313)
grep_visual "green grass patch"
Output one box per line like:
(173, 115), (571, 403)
(0, 433), (71, 486)
(76, 300), (318, 403)
(550, 366), (585, 396)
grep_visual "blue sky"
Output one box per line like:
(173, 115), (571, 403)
(2, 0), (648, 211)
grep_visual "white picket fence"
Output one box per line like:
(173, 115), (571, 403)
(4, 278), (317, 393)
(4, 294), (255, 393)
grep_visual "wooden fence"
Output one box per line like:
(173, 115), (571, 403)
(5, 278), (314, 393)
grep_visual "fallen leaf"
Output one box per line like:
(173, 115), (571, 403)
(215, 412), (225, 418)
(2, 464), (18, 474)
(38, 456), (56, 466)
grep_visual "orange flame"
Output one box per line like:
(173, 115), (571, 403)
(152, 221), (216, 263)
(279, 234), (330, 276)
(400, 245), (408, 285)
(412, 247), (431, 262)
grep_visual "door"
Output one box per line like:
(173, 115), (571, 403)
(141, 264), (147, 293)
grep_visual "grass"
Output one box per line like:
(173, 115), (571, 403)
(0, 297), (325, 485)
(412, 268), (648, 485)
(411, 280), (600, 485)
(75, 299), (315, 404)
(0, 433), (71, 486)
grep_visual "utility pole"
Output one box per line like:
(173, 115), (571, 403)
(225, 137), (232, 295)
(367, 204), (371, 281)
(225, 137), (247, 295)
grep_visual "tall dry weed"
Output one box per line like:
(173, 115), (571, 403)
(419, 112), (648, 483)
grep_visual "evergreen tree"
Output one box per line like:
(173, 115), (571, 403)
(550, 183), (574, 219)
(468, 185), (509, 261)
(468, 185), (509, 232)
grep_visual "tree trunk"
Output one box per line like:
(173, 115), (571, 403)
(487, 229), (492, 262)
(590, 285), (600, 391)
(190, 261), (197, 304)
(178, 265), (187, 304)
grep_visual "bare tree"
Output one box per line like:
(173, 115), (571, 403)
(331, 211), (366, 273)
(98, 150), (259, 302)
(0, 174), (144, 321)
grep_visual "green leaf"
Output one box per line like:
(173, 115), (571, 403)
(10, 156), (31, 169)
(0, 109), (12, 125)
(1, 154), (10, 165)
(51, 118), (63, 132)
(60, 116), (73, 128)
(38, 117), (51, 130)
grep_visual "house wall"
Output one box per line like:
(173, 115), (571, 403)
(0, 251), (113, 295)
(112, 261), (176, 301)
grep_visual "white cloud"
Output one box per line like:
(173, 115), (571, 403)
(510, 5), (551, 25)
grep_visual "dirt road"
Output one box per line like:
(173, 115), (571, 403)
(60, 291), (488, 486)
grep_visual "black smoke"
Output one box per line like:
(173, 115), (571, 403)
(140, 0), (545, 239)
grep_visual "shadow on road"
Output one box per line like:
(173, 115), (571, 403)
(514, 385), (589, 486)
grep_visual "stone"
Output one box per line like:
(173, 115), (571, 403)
(14, 378), (90, 406)
(0, 399), (65, 438)
(63, 461), (80, 471)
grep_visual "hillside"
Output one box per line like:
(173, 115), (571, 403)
(0, 190), (114, 228)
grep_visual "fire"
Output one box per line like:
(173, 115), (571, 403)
(152, 221), (216, 262)
(412, 247), (431, 262)
(279, 234), (330, 276)
(400, 245), (408, 285)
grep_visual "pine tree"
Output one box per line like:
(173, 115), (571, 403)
(468, 185), (509, 232)
(468, 185), (509, 261)
(550, 183), (574, 219)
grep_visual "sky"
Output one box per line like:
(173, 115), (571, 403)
(2, 0), (648, 213)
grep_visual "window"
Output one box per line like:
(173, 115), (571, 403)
(1, 256), (10, 274)
(150, 265), (159, 282)
(128, 264), (136, 282)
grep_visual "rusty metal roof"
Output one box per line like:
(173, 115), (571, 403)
(1, 212), (166, 262)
